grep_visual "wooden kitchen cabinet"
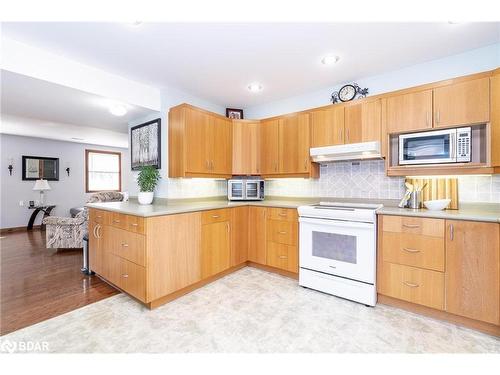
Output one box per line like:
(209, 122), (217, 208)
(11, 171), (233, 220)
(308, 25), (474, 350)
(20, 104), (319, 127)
(248, 206), (267, 265)
(344, 100), (382, 144)
(445, 220), (500, 325)
(232, 120), (261, 175)
(279, 113), (311, 174)
(89, 209), (107, 275)
(230, 206), (249, 266)
(386, 90), (433, 133)
(260, 119), (280, 175)
(310, 107), (345, 147)
(433, 78), (490, 128)
(201, 212), (231, 279)
(169, 104), (232, 178)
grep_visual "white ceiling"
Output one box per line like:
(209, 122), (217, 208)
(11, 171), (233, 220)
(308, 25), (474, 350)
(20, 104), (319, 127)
(1, 70), (156, 133)
(2, 22), (499, 108)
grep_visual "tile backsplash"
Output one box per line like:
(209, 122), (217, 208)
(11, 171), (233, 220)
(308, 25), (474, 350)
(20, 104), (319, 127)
(265, 160), (500, 203)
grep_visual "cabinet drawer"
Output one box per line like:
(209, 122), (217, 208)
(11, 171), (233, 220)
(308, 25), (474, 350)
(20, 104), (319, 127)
(267, 207), (297, 222)
(105, 253), (146, 302)
(267, 220), (297, 246)
(266, 242), (298, 273)
(201, 209), (230, 225)
(382, 215), (444, 237)
(89, 209), (109, 225)
(378, 262), (444, 310)
(125, 215), (145, 234)
(109, 227), (146, 266)
(109, 212), (127, 229)
(381, 232), (445, 272)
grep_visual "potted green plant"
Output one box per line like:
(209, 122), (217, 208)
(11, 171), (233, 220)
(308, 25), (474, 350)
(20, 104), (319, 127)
(137, 166), (161, 205)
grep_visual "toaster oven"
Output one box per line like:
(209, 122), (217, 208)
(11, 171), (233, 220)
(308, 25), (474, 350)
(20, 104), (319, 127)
(227, 179), (264, 201)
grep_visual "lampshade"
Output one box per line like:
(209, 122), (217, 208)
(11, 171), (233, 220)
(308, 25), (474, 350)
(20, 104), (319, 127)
(33, 179), (51, 191)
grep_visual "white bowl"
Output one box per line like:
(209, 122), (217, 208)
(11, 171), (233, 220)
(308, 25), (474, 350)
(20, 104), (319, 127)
(424, 199), (451, 211)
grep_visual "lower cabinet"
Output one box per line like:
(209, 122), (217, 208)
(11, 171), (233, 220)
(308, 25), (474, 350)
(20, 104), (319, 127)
(378, 215), (500, 329)
(248, 206), (267, 264)
(201, 214), (231, 279)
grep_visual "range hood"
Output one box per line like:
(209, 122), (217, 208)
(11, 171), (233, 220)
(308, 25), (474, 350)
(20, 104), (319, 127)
(310, 141), (382, 162)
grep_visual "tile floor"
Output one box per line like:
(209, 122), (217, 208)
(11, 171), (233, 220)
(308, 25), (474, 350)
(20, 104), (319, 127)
(1, 267), (499, 353)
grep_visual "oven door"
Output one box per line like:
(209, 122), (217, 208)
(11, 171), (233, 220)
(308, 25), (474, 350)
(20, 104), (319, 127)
(228, 181), (244, 200)
(245, 181), (260, 199)
(399, 129), (456, 165)
(299, 217), (376, 284)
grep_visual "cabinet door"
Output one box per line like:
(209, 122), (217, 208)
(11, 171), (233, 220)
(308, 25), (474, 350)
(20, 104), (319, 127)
(445, 220), (500, 325)
(230, 206), (249, 266)
(232, 120), (261, 175)
(185, 108), (211, 173)
(248, 206), (267, 264)
(386, 90), (432, 133)
(361, 100), (382, 142)
(260, 119), (280, 174)
(201, 221), (231, 279)
(88, 220), (103, 274)
(279, 113), (310, 174)
(433, 78), (490, 128)
(211, 116), (232, 174)
(310, 107), (344, 147)
(344, 104), (362, 144)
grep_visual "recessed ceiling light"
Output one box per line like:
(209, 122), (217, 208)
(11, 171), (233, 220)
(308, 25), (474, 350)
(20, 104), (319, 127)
(247, 82), (263, 93)
(447, 21), (460, 24)
(71, 137), (84, 141)
(321, 54), (340, 65)
(109, 104), (127, 116)
(130, 21), (143, 27)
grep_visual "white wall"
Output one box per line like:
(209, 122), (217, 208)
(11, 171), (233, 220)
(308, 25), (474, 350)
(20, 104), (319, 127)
(245, 43), (500, 119)
(127, 86), (227, 199)
(0, 134), (131, 229)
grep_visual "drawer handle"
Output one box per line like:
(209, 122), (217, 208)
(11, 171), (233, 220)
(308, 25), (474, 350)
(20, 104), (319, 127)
(113, 220), (120, 223)
(403, 281), (419, 288)
(402, 247), (420, 253)
(211, 215), (220, 218)
(121, 274), (129, 278)
(96, 215), (102, 218)
(278, 213), (287, 217)
(402, 224), (419, 228)
(121, 243), (129, 247)
(278, 231), (287, 234)
(130, 223), (138, 227)
(278, 255), (287, 259)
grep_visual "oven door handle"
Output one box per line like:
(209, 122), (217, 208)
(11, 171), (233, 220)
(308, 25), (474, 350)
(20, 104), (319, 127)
(299, 217), (375, 229)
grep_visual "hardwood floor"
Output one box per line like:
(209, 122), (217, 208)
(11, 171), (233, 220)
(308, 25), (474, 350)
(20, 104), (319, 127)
(0, 230), (119, 335)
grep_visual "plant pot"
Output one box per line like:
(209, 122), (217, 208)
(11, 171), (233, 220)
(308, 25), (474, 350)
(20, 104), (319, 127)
(138, 191), (154, 205)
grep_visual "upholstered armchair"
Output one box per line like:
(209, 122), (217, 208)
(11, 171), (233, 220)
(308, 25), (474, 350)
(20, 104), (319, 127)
(43, 191), (124, 249)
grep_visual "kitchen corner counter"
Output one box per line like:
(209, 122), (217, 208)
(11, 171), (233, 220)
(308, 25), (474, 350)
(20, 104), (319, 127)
(377, 203), (500, 223)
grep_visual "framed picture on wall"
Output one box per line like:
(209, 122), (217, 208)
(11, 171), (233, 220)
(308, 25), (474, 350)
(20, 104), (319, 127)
(22, 156), (60, 181)
(226, 108), (244, 119)
(130, 118), (161, 170)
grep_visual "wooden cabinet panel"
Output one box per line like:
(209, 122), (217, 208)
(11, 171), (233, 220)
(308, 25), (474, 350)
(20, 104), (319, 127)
(266, 242), (298, 273)
(310, 107), (344, 147)
(267, 207), (298, 222)
(119, 257), (146, 302)
(344, 103), (362, 144)
(230, 206), (249, 266)
(386, 90), (433, 133)
(185, 107), (211, 174)
(378, 262), (445, 310)
(88, 214), (107, 275)
(279, 113), (311, 174)
(433, 78), (490, 128)
(267, 220), (297, 246)
(232, 120), (261, 175)
(201, 221), (231, 279)
(382, 215), (444, 237)
(201, 208), (230, 225)
(109, 227), (146, 266)
(491, 73), (500, 167)
(260, 119), (280, 174)
(361, 100), (382, 142)
(248, 206), (267, 264)
(146, 212), (202, 301)
(445, 220), (500, 325)
(381, 232), (445, 272)
(211, 116), (232, 174)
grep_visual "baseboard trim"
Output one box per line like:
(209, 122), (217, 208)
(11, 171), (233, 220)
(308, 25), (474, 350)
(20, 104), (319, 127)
(0, 225), (41, 234)
(378, 294), (500, 337)
(247, 261), (299, 280)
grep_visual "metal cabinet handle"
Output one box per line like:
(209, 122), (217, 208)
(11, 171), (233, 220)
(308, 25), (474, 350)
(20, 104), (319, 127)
(206, 160), (210, 170)
(338, 129), (342, 142)
(227, 222), (230, 232)
(426, 112), (430, 126)
(274, 162), (278, 172)
(279, 231), (287, 234)
(436, 110), (440, 124)
(212, 215), (220, 218)
(96, 215), (102, 219)
(278, 255), (287, 259)
(121, 243), (129, 247)
(210, 160), (214, 170)
(121, 274), (129, 278)
(278, 213), (287, 217)
(402, 224), (420, 228)
(402, 247), (420, 253)
(113, 219), (120, 223)
(449, 224), (454, 241)
(97, 225), (102, 239)
(93, 225), (98, 238)
(346, 128), (350, 142)
(403, 281), (419, 288)
(130, 223), (138, 227)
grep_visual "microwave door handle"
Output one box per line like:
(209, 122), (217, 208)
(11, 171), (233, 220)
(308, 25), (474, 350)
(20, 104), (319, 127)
(450, 132), (457, 161)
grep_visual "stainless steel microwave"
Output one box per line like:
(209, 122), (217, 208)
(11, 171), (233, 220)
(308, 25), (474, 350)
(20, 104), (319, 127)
(227, 179), (264, 201)
(399, 127), (471, 165)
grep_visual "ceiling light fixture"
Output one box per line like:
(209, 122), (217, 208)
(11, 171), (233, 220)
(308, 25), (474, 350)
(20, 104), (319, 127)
(247, 82), (263, 93)
(130, 21), (143, 27)
(321, 54), (340, 65)
(109, 104), (127, 116)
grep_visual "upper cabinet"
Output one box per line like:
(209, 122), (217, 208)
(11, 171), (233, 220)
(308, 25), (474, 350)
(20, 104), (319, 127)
(433, 78), (490, 128)
(169, 104), (232, 178)
(386, 90), (433, 134)
(260, 119), (280, 175)
(232, 120), (261, 175)
(311, 107), (344, 147)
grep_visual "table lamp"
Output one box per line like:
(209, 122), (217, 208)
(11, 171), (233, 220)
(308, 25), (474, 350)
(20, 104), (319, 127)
(33, 179), (51, 205)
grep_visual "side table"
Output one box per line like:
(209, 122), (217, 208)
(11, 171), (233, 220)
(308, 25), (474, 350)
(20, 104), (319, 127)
(27, 205), (56, 230)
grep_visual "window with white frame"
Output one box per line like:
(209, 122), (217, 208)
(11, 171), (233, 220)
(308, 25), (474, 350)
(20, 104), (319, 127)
(85, 150), (122, 192)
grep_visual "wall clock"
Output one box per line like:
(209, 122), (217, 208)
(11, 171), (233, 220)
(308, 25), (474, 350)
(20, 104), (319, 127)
(330, 83), (369, 104)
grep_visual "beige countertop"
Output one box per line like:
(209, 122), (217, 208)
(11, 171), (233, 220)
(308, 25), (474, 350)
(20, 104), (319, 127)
(87, 196), (500, 223)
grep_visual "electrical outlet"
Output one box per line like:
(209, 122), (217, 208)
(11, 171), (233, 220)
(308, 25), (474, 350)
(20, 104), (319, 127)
(19, 200), (24, 207)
